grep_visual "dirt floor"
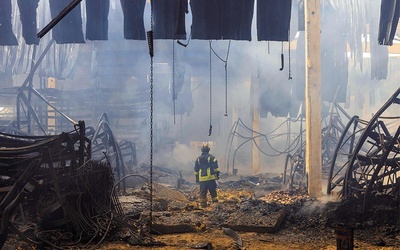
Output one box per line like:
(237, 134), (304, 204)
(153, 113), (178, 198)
(4, 172), (400, 249)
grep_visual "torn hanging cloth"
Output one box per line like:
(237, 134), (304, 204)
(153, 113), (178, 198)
(0, 0), (18, 46)
(219, 0), (254, 40)
(120, 0), (146, 40)
(175, 0), (189, 38)
(378, 0), (400, 45)
(49, 0), (85, 44)
(86, 0), (109, 41)
(370, 39), (388, 80)
(190, 0), (221, 40)
(190, 0), (254, 40)
(17, 0), (40, 45)
(257, 0), (292, 41)
(152, 0), (187, 40)
(297, 0), (305, 31)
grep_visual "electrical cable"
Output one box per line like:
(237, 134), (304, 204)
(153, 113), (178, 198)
(172, 40), (176, 124)
(209, 40), (231, 117)
(233, 117), (303, 155)
(208, 41), (212, 136)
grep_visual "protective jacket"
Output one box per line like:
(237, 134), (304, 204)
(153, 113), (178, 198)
(194, 152), (219, 182)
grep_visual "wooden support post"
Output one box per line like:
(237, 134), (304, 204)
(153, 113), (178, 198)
(47, 77), (57, 133)
(251, 76), (260, 175)
(305, 0), (322, 197)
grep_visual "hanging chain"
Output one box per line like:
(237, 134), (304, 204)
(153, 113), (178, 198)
(224, 41), (231, 117)
(146, 0), (154, 234)
(172, 40), (176, 124)
(208, 41), (212, 136)
(149, 53), (154, 233)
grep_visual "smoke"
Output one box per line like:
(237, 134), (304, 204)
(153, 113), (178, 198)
(2, 0), (400, 180)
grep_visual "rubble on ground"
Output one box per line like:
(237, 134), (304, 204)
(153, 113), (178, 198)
(4, 170), (400, 249)
(117, 173), (400, 248)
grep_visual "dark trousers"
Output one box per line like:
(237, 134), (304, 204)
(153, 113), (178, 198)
(199, 180), (218, 202)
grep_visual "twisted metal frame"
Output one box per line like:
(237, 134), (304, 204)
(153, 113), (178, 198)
(328, 88), (400, 205)
(283, 99), (352, 190)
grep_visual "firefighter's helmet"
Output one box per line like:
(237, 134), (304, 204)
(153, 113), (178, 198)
(201, 143), (210, 152)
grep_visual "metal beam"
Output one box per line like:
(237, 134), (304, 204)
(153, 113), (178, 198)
(37, 0), (83, 39)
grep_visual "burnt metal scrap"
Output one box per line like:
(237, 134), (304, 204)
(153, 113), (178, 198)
(328, 87), (400, 209)
(88, 113), (133, 194)
(223, 227), (243, 249)
(326, 115), (369, 195)
(283, 98), (352, 190)
(225, 117), (303, 176)
(139, 163), (189, 189)
(0, 121), (149, 249)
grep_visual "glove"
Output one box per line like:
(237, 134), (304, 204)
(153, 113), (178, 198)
(195, 175), (199, 183)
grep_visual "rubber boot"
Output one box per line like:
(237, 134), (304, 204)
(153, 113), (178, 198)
(199, 199), (207, 208)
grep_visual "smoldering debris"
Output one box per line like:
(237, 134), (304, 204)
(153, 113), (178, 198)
(0, 128), (155, 249)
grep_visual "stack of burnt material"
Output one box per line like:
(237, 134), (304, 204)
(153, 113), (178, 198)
(0, 121), (149, 249)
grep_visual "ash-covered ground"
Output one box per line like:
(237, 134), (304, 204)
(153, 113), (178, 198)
(114, 171), (400, 249)
(5, 171), (400, 249)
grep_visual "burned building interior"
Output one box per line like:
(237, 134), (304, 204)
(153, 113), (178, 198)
(1, 0), (400, 249)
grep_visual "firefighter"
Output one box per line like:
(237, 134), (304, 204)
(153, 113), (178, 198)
(194, 143), (220, 208)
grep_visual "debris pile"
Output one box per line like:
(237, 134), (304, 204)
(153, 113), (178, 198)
(261, 188), (309, 205)
(0, 128), (152, 249)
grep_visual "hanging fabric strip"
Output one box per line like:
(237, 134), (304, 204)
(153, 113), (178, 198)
(86, 0), (110, 40)
(190, 0), (222, 40)
(190, 0), (254, 40)
(0, 0), (18, 46)
(220, 0), (254, 40)
(120, 0), (146, 40)
(298, 0), (305, 31)
(371, 0), (388, 80)
(175, 0), (188, 38)
(378, 0), (400, 45)
(49, 0), (85, 44)
(257, 0), (292, 41)
(17, 0), (40, 45)
(153, 0), (186, 40)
